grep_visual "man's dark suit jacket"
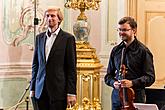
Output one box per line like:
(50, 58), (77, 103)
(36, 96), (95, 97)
(30, 29), (77, 100)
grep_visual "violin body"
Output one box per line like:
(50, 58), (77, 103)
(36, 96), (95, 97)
(119, 87), (136, 110)
(119, 64), (136, 110)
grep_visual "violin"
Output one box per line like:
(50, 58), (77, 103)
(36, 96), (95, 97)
(119, 64), (136, 110)
(119, 47), (136, 110)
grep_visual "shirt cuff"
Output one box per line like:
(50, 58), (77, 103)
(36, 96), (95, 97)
(67, 94), (76, 96)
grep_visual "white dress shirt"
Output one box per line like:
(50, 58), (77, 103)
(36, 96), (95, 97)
(45, 27), (60, 61)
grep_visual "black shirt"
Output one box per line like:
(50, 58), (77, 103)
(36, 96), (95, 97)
(105, 37), (155, 101)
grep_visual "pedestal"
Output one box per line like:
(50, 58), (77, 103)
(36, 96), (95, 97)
(68, 41), (103, 110)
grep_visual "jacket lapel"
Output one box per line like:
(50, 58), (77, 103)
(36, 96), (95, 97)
(40, 33), (47, 63)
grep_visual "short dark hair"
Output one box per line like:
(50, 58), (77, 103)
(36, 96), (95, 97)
(118, 16), (137, 29)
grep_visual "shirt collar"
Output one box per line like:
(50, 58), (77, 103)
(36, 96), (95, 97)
(46, 27), (60, 37)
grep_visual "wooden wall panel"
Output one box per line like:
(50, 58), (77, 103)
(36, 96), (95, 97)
(127, 0), (165, 87)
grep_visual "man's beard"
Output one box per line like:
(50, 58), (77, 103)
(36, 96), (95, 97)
(120, 35), (128, 42)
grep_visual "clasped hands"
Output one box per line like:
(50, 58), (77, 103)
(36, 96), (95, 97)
(113, 79), (133, 89)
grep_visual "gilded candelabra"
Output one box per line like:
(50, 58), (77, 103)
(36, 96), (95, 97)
(65, 0), (101, 21)
(65, 0), (102, 110)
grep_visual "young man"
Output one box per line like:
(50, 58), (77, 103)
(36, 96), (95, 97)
(30, 7), (77, 110)
(104, 16), (155, 110)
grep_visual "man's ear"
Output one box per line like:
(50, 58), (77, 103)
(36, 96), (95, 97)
(133, 29), (137, 34)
